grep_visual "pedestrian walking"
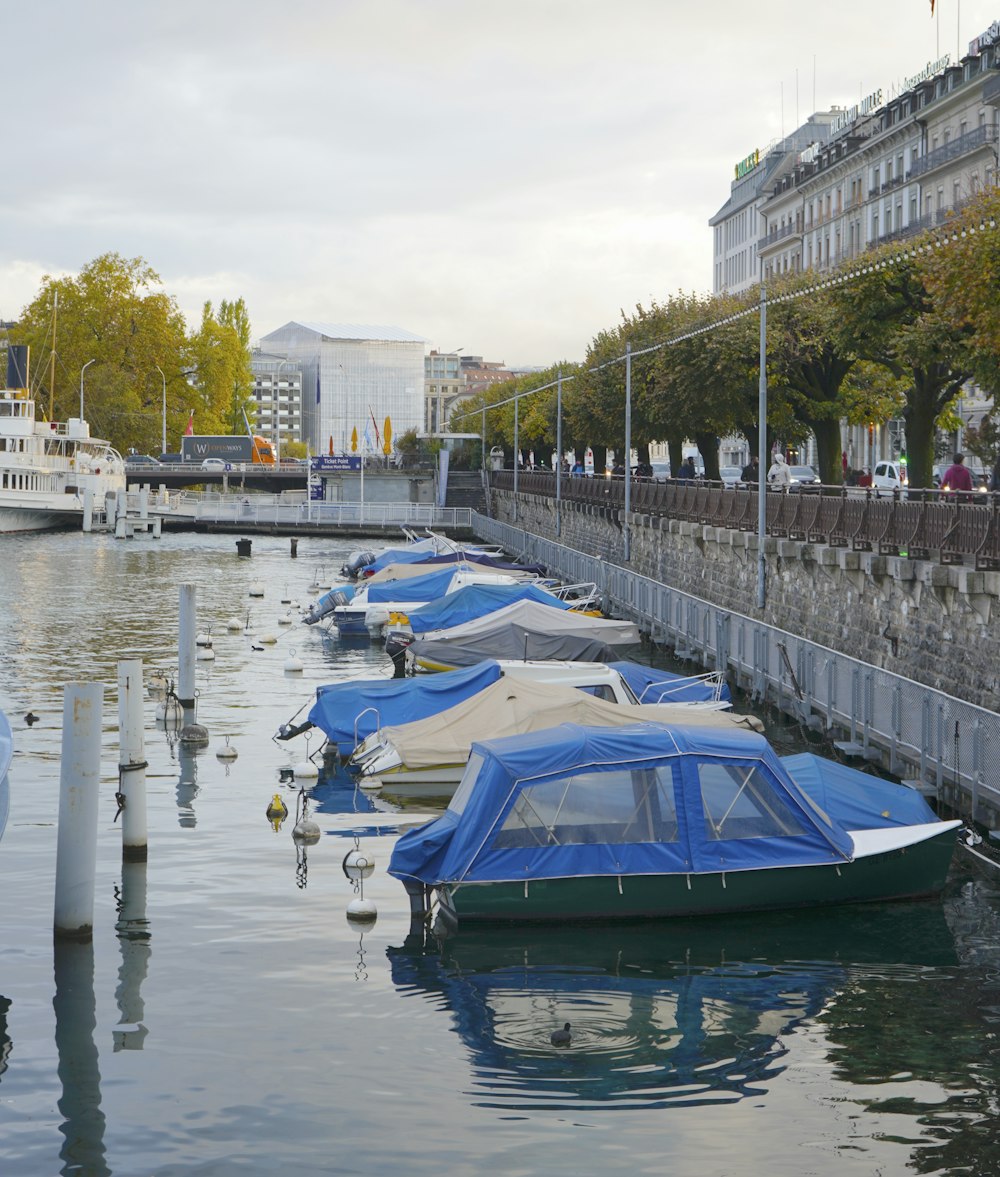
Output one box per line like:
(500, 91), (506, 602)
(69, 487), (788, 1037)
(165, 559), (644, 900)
(767, 453), (792, 486)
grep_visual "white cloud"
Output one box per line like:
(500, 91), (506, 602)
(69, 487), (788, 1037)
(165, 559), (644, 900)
(2, 0), (996, 363)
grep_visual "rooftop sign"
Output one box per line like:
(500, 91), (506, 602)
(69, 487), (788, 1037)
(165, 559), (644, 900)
(898, 53), (951, 93)
(969, 20), (1000, 55)
(829, 89), (883, 137)
(734, 148), (760, 180)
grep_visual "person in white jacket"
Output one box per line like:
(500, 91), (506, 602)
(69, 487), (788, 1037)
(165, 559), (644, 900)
(767, 452), (792, 485)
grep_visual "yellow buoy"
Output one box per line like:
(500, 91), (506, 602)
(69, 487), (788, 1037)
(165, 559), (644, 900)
(266, 794), (289, 832)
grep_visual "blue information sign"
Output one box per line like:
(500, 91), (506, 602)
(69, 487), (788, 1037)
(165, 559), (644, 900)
(312, 455), (360, 472)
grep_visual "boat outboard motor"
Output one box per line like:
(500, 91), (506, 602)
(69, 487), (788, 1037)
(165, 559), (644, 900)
(340, 549), (377, 579)
(302, 589), (349, 625)
(385, 631), (415, 678)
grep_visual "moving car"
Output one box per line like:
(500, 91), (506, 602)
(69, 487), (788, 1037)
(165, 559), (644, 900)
(201, 457), (228, 470)
(785, 463), (818, 491)
(126, 454), (161, 466)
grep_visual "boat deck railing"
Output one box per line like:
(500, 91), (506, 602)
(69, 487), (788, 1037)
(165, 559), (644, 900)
(475, 513), (1000, 825)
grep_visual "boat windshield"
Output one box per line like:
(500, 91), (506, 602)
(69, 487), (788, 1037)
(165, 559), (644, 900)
(448, 753), (486, 817)
(492, 765), (679, 848)
(698, 762), (807, 840)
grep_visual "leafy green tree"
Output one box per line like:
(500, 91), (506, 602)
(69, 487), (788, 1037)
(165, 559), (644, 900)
(767, 277), (858, 482)
(12, 252), (187, 455)
(831, 243), (974, 490)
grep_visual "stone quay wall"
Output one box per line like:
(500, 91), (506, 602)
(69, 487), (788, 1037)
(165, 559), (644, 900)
(492, 491), (1000, 714)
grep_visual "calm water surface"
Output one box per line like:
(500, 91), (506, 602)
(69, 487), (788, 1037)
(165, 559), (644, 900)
(1, 530), (999, 1176)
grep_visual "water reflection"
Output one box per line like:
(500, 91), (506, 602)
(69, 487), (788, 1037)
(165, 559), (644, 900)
(114, 862), (150, 1052)
(0, 994), (10, 1083)
(175, 742), (200, 828)
(53, 939), (109, 1177)
(389, 903), (958, 1112)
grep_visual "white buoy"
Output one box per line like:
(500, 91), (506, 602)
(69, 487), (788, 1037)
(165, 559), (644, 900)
(249, 581), (265, 598)
(258, 632), (278, 645)
(343, 848), (375, 880)
(293, 759), (319, 781)
(147, 670), (170, 695)
(358, 775), (383, 791)
(278, 612), (294, 626)
(155, 695), (183, 726)
(195, 631), (212, 647)
(346, 897), (378, 923)
(280, 587), (291, 605)
(196, 645), (216, 661)
(226, 616), (242, 632)
(216, 736), (238, 761)
(284, 649), (304, 673)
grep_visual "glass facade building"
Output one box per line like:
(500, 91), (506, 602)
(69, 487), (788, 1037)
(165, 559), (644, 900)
(259, 321), (426, 456)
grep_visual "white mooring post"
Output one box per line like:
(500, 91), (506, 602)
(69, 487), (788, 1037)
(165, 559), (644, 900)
(82, 487), (94, 532)
(54, 682), (105, 941)
(117, 659), (148, 862)
(178, 584), (197, 718)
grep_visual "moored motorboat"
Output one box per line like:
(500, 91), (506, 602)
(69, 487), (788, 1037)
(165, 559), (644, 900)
(283, 658), (653, 760)
(349, 677), (755, 794)
(388, 722), (961, 925)
(398, 598), (642, 671)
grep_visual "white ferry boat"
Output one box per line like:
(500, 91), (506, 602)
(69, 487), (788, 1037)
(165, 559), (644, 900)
(0, 390), (126, 534)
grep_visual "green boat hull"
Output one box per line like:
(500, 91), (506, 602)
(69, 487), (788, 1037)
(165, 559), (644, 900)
(438, 826), (959, 924)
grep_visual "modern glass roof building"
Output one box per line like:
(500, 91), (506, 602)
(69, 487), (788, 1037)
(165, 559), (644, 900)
(259, 321), (426, 456)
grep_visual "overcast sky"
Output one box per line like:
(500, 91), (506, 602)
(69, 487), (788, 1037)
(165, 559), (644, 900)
(2, 0), (995, 367)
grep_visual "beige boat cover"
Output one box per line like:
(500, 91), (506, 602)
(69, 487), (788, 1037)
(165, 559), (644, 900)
(364, 560), (535, 586)
(378, 676), (763, 769)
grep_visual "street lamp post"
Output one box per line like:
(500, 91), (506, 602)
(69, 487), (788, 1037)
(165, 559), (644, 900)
(79, 359), (96, 420)
(155, 366), (167, 456)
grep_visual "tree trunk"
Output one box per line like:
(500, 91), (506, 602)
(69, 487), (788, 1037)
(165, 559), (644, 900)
(903, 375), (940, 490)
(591, 444), (608, 475)
(693, 431), (720, 480)
(663, 429), (685, 476)
(809, 417), (844, 484)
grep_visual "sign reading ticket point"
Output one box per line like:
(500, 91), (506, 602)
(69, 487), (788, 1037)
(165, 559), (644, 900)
(312, 456), (361, 472)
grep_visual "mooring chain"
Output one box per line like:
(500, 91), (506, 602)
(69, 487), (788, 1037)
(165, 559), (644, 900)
(114, 759), (149, 822)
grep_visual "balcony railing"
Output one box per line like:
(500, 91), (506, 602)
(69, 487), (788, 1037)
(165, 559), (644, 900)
(909, 123), (998, 179)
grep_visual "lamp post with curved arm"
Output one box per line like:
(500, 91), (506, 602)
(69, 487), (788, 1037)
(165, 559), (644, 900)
(79, 359), (96, 420)
(155, 366), (166, 455)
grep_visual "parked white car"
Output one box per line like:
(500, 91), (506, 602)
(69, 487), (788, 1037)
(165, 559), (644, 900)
(871, 459), (907, 495)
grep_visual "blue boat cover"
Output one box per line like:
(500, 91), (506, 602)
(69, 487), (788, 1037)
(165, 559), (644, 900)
(781, 752), (937, 828)
(362, 547), (440, 576)
(407, 583), (573, 633)
(309, 661), (504, 754)
(610, 661), (732, 705)
(364, 567), (460, 604)
(390, 723), (860, 886)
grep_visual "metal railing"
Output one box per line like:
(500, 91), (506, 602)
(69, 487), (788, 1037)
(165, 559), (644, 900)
(474, 513), (1000, 820)
(492, 472), (1000, 569)
(186, 493), (474, 531)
